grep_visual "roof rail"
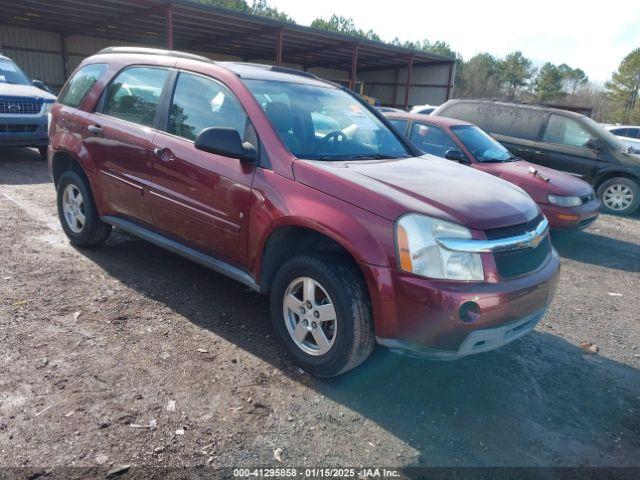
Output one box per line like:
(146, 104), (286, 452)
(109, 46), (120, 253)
(96, 47), (213, 64)
(269, 65), (320, 80)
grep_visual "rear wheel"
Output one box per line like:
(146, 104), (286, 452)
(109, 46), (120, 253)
(57, 170), (111, 246)
(597, 177), (640, 215)
(270, 255), (375, 377)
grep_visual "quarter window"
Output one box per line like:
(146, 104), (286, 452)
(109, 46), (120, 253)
(102, 67), (169, 127)
(409, 122), (458, 157)
(543, 114), (592, 148)
(388, 119), (409, 133)
(168, 72), (250, 142)
(59, 63), (108, 108)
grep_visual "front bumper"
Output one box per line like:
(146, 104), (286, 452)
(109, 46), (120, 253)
(378, 307), (546, 360)
(0, 114), (49, 147)
(365, 248), (560, 357)
(540, 199), (601, 230)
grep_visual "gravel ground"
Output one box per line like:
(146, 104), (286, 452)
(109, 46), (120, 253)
(1, 148), (639, 474)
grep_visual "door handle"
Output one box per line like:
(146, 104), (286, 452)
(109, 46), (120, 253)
(87, 125), (103, 136)
(515, 147), (529, 152)
(534, 150), (548, 157)
(153, 147), (175, 162)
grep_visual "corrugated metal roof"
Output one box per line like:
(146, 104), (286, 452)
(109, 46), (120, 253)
(0, 0), (454, 71)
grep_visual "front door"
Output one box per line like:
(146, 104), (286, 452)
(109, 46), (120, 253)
(85, 66), (170, 224)
(532, 113), (599, 180)
(149, 71), (256, 267)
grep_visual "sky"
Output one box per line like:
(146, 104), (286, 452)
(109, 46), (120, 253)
(266, 0), (640, 84)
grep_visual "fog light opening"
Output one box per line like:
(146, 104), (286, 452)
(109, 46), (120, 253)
(459, 301), (481, 324)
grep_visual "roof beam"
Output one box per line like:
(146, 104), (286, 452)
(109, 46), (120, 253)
(66, 2), (169, 37)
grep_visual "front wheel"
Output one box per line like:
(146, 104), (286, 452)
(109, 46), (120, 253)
(597, 177), (640, 215)
(270, 255), (375, 377)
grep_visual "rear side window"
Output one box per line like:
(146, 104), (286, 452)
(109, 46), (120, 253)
(611, 128), (629, 137)
(543, 114), (592, 148)
(58, 64), (107, 108)
(102, 67), (169, 127)
(168, 72), (249, 141)
(388, 119), (409, 133)
(409, 122), (457, 157)
(629, 128), (640, 139)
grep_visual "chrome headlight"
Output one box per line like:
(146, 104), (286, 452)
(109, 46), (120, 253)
(396, 214), (484, 281)
(547, 195), (582, 207)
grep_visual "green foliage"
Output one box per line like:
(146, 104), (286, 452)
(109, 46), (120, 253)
(457, 53), (502, 98)
(192, 0), (295, 22)
(558, 64), (588, 94)
(606, 48), (640, 123)
(310, 15), (381, 41)
(499, 51), (536, 99)
(534, 62), (566, 101)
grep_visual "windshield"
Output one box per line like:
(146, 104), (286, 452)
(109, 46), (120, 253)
(582, 116), (628, 152)
(0, 58), (31, 85)
(451, 125), (514, 162)
(243, 79), (410, 160)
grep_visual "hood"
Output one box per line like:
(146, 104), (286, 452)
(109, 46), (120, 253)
(293, 155), (540, 231)
(0, 83), (56, 102)
(475, 160), (593, 203)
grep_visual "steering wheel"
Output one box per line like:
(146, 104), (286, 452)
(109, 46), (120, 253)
(321, 130), (348, 148)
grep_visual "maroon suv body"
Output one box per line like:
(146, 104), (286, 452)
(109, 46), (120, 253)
(48, 48), (560, 376)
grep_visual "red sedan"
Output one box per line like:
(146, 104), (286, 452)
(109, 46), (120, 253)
(385, 112), (601, 229)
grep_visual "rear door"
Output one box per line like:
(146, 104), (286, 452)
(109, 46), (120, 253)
(149, 70), (256, 267)
(484, 104), (546, 162)
(85, 66), (170, 224)
(531, 113), (599, 179)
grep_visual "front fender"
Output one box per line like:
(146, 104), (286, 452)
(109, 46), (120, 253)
(247, 169), (396, 281)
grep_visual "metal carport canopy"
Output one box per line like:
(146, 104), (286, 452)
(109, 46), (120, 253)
(0, 0), (455, 105)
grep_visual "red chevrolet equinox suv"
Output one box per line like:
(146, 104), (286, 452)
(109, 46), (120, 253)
(48, 47), (560, 377)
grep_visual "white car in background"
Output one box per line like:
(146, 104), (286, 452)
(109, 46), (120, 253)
(602, 125), (640, 153)
(410, 104), (438, 115)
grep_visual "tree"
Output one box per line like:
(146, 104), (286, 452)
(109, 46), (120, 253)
(310, 15), (381, 41)
(458, 53), (502, 98)
(557, 64), (588, 94)
(250, 0), (295, 22)
(606, 48), (640, 123)
(534, 63), (566, 101)
(499, 51), (536, 100)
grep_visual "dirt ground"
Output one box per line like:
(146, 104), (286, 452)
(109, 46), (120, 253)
(1, 148), (640, 474)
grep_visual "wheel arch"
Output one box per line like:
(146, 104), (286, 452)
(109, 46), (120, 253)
(259, 224), (369, 296)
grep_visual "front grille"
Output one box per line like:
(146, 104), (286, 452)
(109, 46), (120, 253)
(0, 124), (39, 133)
(0, 97), (43, 115)
(485, 215), (551, 279)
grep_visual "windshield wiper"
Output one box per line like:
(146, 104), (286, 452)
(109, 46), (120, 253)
(341, 153), (410, 160)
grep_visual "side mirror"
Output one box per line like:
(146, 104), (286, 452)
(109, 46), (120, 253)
(444, 149), (469, 163)
(585, 138), (603, 151)
(32, 79), (49, 92)
(194, 127), (257, 162)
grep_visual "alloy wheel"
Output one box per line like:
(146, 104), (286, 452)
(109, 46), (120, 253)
(62, 183), (86, 233)
(282, 276), (337, 356)
(603, 184), (634, 211)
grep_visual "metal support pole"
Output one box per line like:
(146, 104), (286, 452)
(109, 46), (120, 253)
(165, 5), (174, 50)
(404, 54), (414, 110)
(446, 61), (455, 100)
(60, 34), (69, 79)
(275, 27), (284, 66)
(349, 43), (359, 91)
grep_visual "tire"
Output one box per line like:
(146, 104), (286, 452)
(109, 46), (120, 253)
(270, 255), (375, 378)
(38, 146), (48, 160)
(597, 177), (640, 216)
(56, 170), (111, 246)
